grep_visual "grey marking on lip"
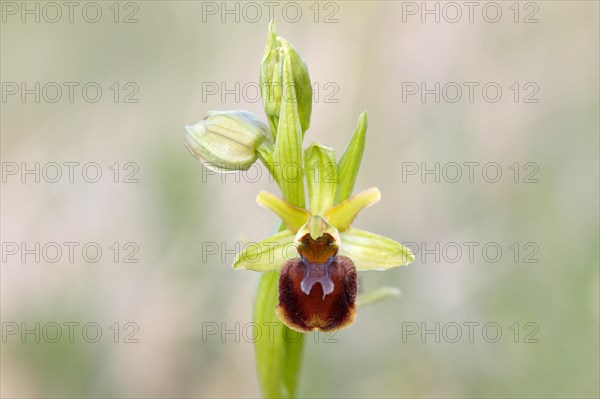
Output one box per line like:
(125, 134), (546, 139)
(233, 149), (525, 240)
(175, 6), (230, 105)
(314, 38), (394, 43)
(300, 256), (335, 298)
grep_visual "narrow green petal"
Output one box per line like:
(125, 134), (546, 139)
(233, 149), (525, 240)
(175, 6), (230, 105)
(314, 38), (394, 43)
(325, 187), (381, 232)
(357, 287), (401, 307)
(304, 142), (337, 215)
(273, 53), (305, 208)
(335, 112), (367, 203)
(339, 227), (414, 270)
(256, 191), (310, 232)
(232, 230), (297, 271)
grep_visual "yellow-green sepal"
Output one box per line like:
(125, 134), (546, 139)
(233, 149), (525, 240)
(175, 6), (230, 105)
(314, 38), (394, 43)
(339, 227), (414, 270)
(232, 230), (297, 271)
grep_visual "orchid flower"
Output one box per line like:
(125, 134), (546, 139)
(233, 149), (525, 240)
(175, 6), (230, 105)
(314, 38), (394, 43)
(234, 185), (413, 331)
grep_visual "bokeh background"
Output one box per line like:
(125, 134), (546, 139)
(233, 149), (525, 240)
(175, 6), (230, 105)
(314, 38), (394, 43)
(1, 1), (599, 398)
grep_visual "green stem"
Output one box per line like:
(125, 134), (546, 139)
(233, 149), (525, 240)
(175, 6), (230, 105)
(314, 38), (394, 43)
(254, 271), (304, 398)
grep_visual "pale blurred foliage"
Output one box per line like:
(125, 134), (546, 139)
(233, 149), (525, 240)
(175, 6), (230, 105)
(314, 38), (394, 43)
(1, 2), (598, 398)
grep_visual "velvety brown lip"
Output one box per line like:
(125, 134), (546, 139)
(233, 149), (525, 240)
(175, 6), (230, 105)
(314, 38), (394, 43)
(277, 254), (357, 332)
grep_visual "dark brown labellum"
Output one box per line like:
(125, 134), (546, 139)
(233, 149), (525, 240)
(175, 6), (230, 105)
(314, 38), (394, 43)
(276, 232), (357, 332)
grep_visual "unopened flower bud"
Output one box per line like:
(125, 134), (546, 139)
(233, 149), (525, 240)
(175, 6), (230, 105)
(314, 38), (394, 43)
(260, 21), (312, 135)
(185, 110), (272, 172)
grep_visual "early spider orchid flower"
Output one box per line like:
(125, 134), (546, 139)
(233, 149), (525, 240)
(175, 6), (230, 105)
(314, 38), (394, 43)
(233, 186), (414, 332)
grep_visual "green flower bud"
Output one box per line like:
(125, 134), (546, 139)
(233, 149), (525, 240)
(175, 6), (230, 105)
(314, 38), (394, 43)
(185, 110), (272, 172)
(260, 21), (312, 136)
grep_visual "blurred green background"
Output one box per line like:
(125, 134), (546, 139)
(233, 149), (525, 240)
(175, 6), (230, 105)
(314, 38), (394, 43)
(1, 1), (598, 398)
